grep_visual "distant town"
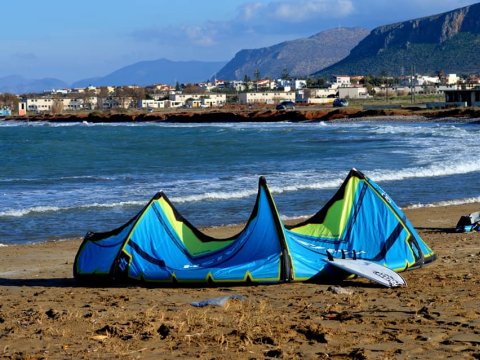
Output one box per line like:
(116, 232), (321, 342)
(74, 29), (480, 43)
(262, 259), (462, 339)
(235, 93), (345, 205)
(1, 72), (480, 117)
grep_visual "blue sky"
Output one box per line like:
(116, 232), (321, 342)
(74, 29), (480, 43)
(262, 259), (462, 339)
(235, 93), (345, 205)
(1, 0), (478, 83)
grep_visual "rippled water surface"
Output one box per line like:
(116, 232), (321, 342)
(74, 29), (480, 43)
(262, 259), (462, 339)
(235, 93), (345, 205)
(1, 119), (479, 244)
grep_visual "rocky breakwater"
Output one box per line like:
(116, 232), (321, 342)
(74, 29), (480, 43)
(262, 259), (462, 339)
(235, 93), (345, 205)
(6, 106), (480, 124)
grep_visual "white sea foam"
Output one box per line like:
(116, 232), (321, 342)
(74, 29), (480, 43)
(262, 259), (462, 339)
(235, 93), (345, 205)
(280, 214), (311, 222)
(406, 196), (480, 209)
(2, 160), (479, 219)
(0, 174), (119, 184)
(171, 189), (258, 203)
(366, 161), (480, 183)
(269, 179), (343, 194)
(46, 122), (82, 127)
(368, 122), (476, 138)
(0, 200), (146, 218)
(0, 206), (62, 217)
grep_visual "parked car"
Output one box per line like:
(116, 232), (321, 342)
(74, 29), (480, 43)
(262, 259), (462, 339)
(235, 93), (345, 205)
(333, 98), (349, 107)
(276, 100), (296, 110)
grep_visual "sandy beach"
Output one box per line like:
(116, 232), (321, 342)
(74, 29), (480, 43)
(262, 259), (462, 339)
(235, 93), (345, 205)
(0, 203), (479, 359)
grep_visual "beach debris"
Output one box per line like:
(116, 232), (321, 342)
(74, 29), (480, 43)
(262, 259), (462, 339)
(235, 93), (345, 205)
(91, 335), (109, 341)
(157, 324), (170, 339)
(264, 349), (282, 358)
(295, 323), (329, 343)
(441, 333), (480, 345)
(253, 335), (275, 345)
(349, 348), (368, 360)
(327, 286), (353, 295)
(417, 306), (440, 320)
(45, 309), (60, 320)
(96, 324), (120, 337)
(455, 211), (480, 232)
(191, 294), (245, 307)
(322, 310), (362, 322)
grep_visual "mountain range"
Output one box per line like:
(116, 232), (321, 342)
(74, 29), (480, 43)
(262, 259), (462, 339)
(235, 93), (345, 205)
(0, 60), (227, 94)
(315, 2), (480, 77)
(0, 75), (68, 95)
(215, 27), (369, 80)
(2, 2), (480, 94)
(71, 59), (226, 88)
(0, 27), (366, 94)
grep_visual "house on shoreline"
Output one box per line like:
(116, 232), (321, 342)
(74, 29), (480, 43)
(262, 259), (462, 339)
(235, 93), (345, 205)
(444, 88), (480, 107)
(9, 72), (479, 115)
(238, 91), (295, 105)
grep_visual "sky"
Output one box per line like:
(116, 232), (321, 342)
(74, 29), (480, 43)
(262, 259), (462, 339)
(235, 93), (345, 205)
(1, 0), (478, 83)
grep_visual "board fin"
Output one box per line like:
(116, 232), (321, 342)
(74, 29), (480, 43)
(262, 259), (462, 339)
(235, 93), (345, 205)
(326, 250), (334, 261)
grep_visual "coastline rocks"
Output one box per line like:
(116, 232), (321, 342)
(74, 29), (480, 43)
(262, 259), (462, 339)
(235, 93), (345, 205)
(5, 106), (480, 124)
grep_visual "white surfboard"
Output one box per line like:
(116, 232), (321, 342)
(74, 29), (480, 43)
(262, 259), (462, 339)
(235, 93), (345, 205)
(326, 258), (407, 288)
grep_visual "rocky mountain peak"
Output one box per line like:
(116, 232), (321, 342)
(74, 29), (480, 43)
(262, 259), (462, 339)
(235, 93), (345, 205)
(315, 2), (480, 76)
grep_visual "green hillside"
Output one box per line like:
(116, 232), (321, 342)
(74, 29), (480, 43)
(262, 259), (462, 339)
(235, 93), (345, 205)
(315, 3), (480, 77)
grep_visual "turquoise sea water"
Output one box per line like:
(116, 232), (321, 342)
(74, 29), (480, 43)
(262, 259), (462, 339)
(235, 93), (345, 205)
(1, 119), (479, 244)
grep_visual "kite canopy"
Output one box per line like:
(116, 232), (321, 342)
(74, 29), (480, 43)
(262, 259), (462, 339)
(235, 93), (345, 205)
(285, 169), (435, 281)
(74, 169), (435, 285)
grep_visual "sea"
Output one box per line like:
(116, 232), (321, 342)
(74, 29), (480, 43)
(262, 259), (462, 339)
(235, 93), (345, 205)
(1, 118), (479, 245)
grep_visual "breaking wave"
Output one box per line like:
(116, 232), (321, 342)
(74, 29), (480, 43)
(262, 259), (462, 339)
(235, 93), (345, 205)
(366, 161), (480, 182)
(0, 201), (146, 218)
(406, 196), (480, 209)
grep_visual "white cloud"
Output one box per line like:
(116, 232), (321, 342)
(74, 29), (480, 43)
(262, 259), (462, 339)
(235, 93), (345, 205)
(238, 2), (266, 20)
(235, 0), (354, 23)
(183, 25), (217, 46)
(268, 0), (354, 22)
(129, 0), (480, 61)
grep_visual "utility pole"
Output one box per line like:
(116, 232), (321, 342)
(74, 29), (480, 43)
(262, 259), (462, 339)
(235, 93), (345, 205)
(411, 65), (416, 104)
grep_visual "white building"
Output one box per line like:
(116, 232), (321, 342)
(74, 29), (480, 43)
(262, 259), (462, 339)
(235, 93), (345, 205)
(238, 91), (295, 105)
(331, 75), (351, 88)
(300, 88), (337, 104)
(139, 99), (166, 109)
(254, 79), (275, 90)
(62, 98), (84, 111)
(226, 81), (247, 92)
(101, 96), (134, 109)
(275, 79), (306, 91)
(446, 74), (459, 85)
(416, 75), (440, 86)
(165, 100), (183, 108)
(169, 93), (200, 102)
(169, 93), (226, 107)
(338, 87), (370, 99)
(26, 98), (54, 112)
(293, 80), (307, 90)
(185, 99), (202, 108)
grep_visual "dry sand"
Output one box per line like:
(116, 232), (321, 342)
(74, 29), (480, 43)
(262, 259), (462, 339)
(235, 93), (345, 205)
(0, 203), (479, 359)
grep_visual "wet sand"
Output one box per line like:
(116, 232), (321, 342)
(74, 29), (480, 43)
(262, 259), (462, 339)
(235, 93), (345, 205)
(0, 203), (479, 359)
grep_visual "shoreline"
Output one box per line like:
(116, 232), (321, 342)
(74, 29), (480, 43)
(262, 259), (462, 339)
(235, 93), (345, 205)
(1, 200), (479, 247)
(0, 202), (479, 358)
(3, 106), (480, 124)
(1, 201), (478, 249)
